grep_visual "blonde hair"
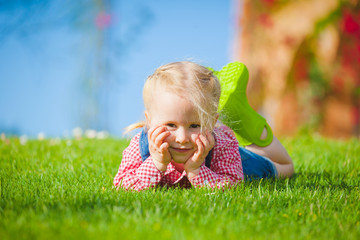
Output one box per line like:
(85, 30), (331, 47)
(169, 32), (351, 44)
(125, 61), (221, 133)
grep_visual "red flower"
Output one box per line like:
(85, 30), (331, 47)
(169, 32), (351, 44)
(342, 11), (359, 34)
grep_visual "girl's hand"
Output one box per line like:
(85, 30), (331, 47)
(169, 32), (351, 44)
(148, 125), (172, 172)
(184, 131), (215, 178)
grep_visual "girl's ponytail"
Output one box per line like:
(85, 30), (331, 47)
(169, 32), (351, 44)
(124, 121), (146, 135)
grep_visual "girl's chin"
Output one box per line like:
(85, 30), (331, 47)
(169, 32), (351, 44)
(169, 149), (194, 163)
(171, 158), (188, 164)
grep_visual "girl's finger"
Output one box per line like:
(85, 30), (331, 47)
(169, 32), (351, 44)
(147, 125), (159, 139)
(196, 138), (204, 155)
(192, 150), (200, 161)
(206, 131), (215, 148)
(190, 139), (204, 162)
(159, 142), (169, 152)
(199, 133), (209, 148)
(155, 131), (170, 146)
(147, 127), (156, 142)
(149, 126), (165, 142)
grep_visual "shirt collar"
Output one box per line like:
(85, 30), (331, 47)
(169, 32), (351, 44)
(164, 162), (188, 184)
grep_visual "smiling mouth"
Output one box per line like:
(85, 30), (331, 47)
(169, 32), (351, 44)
(170, 147), (192, 153)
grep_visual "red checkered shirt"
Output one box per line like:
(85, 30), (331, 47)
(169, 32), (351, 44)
(113, 126), (244, 191)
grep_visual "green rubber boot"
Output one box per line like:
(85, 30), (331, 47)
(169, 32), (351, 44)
(210, 62), (273, 147)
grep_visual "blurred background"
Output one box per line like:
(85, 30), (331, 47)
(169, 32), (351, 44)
(0, 0), (359, 140)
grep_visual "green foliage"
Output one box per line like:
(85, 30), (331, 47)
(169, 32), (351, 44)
(1, 136), (359, 239)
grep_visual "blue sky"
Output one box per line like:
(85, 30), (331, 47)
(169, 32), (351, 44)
(0, 0), (236, 137)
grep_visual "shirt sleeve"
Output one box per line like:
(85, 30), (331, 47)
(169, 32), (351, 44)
(188, 128), (244, 189)
(113, 134), (164, 191)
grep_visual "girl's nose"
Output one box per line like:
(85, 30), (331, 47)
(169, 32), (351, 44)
(175, 128), (189, 144)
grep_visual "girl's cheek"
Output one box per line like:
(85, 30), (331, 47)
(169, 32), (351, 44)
(164, 133), (175, 143)
(190, 133), (199, 144)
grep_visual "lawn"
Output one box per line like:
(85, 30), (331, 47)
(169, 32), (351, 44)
(0, 134), (359, 239)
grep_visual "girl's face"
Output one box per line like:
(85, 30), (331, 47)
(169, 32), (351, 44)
(145, 89), (202, 163)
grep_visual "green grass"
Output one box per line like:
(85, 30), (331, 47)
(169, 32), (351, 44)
(0, 135), (359, 239)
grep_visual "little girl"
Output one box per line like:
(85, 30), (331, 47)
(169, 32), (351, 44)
(113, 61), (294, 191)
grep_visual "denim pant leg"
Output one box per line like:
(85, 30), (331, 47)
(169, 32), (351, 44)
(239, 147), (278, 181)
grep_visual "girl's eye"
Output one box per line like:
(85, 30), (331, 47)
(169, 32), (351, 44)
(166, 123), (176, 128)
(190, 124), (201, 129)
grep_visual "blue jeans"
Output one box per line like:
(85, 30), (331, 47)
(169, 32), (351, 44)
(240, 147), (278, 181)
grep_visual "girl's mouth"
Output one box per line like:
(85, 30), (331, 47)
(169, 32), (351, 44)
(171, 147), (192, 153)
